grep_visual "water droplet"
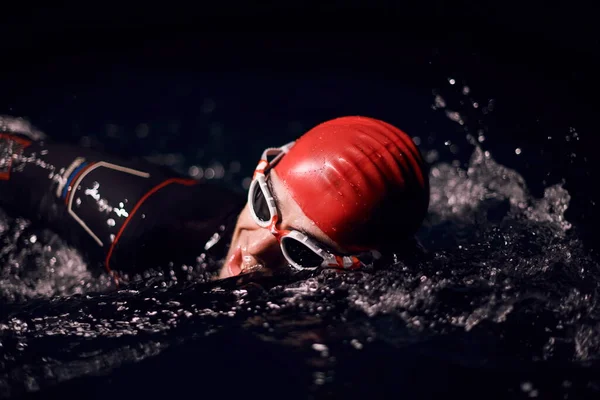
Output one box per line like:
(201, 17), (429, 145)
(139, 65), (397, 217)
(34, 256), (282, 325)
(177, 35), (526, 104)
(213, 163), (225, 179)
(313, 371), (326, 385)
(107, 219), (116, 227)
(515, 148), (522, 155)
(434, 95), (446, 108)
(448, 78), (456, 85)
(312, 343), (328, 352)
(445, 110), (464, 125)
(188, 165), (204, 179)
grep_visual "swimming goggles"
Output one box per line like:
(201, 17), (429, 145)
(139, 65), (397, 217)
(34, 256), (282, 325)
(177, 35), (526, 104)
(247, 142), (379, 271)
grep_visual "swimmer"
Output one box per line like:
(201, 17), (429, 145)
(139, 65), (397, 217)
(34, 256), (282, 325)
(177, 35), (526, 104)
(0, 115), (429, 282)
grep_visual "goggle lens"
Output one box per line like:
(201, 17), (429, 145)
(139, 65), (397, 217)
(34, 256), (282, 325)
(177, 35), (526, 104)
(281, 236), (324, 269)
(251, 182), (271, 223)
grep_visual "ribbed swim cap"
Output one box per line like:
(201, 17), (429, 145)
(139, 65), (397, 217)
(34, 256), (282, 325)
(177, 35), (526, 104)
(273, 116), (429, 252)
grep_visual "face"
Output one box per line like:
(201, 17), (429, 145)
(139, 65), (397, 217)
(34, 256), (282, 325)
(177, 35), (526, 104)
(218, 169), (346, 279)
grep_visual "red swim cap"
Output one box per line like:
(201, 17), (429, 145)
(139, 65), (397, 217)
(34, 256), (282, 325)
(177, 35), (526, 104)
(274, 116), (429, 252)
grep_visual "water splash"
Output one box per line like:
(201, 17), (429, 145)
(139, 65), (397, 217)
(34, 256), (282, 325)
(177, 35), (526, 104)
(0, 116), (46, 141)
(429, 144), (571, 232)
(0, 209), (112, 303)
(1, 141), (599, 396)
(1, 89), (600, 398)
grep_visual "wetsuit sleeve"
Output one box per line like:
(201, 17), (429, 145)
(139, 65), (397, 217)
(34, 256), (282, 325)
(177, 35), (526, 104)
(0, 132), (245, 276)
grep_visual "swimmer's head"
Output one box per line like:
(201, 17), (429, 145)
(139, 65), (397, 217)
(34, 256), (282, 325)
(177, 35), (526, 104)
(220, 116), (429, 279)
(274, 115), (429, 252)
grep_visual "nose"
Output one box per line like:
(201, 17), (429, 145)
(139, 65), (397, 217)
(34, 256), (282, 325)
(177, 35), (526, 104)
(246, 228), (285, 268)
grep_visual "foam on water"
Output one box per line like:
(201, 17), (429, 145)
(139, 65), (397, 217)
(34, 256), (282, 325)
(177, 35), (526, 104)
(0, 210), (113, 303)
(347, 146), (591, 339)
(0, 116), (46, 142)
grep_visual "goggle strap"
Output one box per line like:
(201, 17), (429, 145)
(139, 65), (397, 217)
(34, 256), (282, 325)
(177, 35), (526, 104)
(259, 142), (295, 166)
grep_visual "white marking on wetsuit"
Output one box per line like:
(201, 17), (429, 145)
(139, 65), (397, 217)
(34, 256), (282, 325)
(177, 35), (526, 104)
(66, 161), (151, 247)
(56, 157), (85, 198)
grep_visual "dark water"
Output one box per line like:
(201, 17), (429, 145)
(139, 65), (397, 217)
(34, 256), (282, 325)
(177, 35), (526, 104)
(2, 36), (600, 398)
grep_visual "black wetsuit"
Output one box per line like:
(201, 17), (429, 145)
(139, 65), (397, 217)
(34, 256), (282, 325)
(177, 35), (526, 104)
(0, 131), (245, 278)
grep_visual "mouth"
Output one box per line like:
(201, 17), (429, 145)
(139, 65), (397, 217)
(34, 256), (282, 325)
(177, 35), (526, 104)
(223, 244), (265, 278)
(224, 245), (243, 277)
(240, 254), (264, 273)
